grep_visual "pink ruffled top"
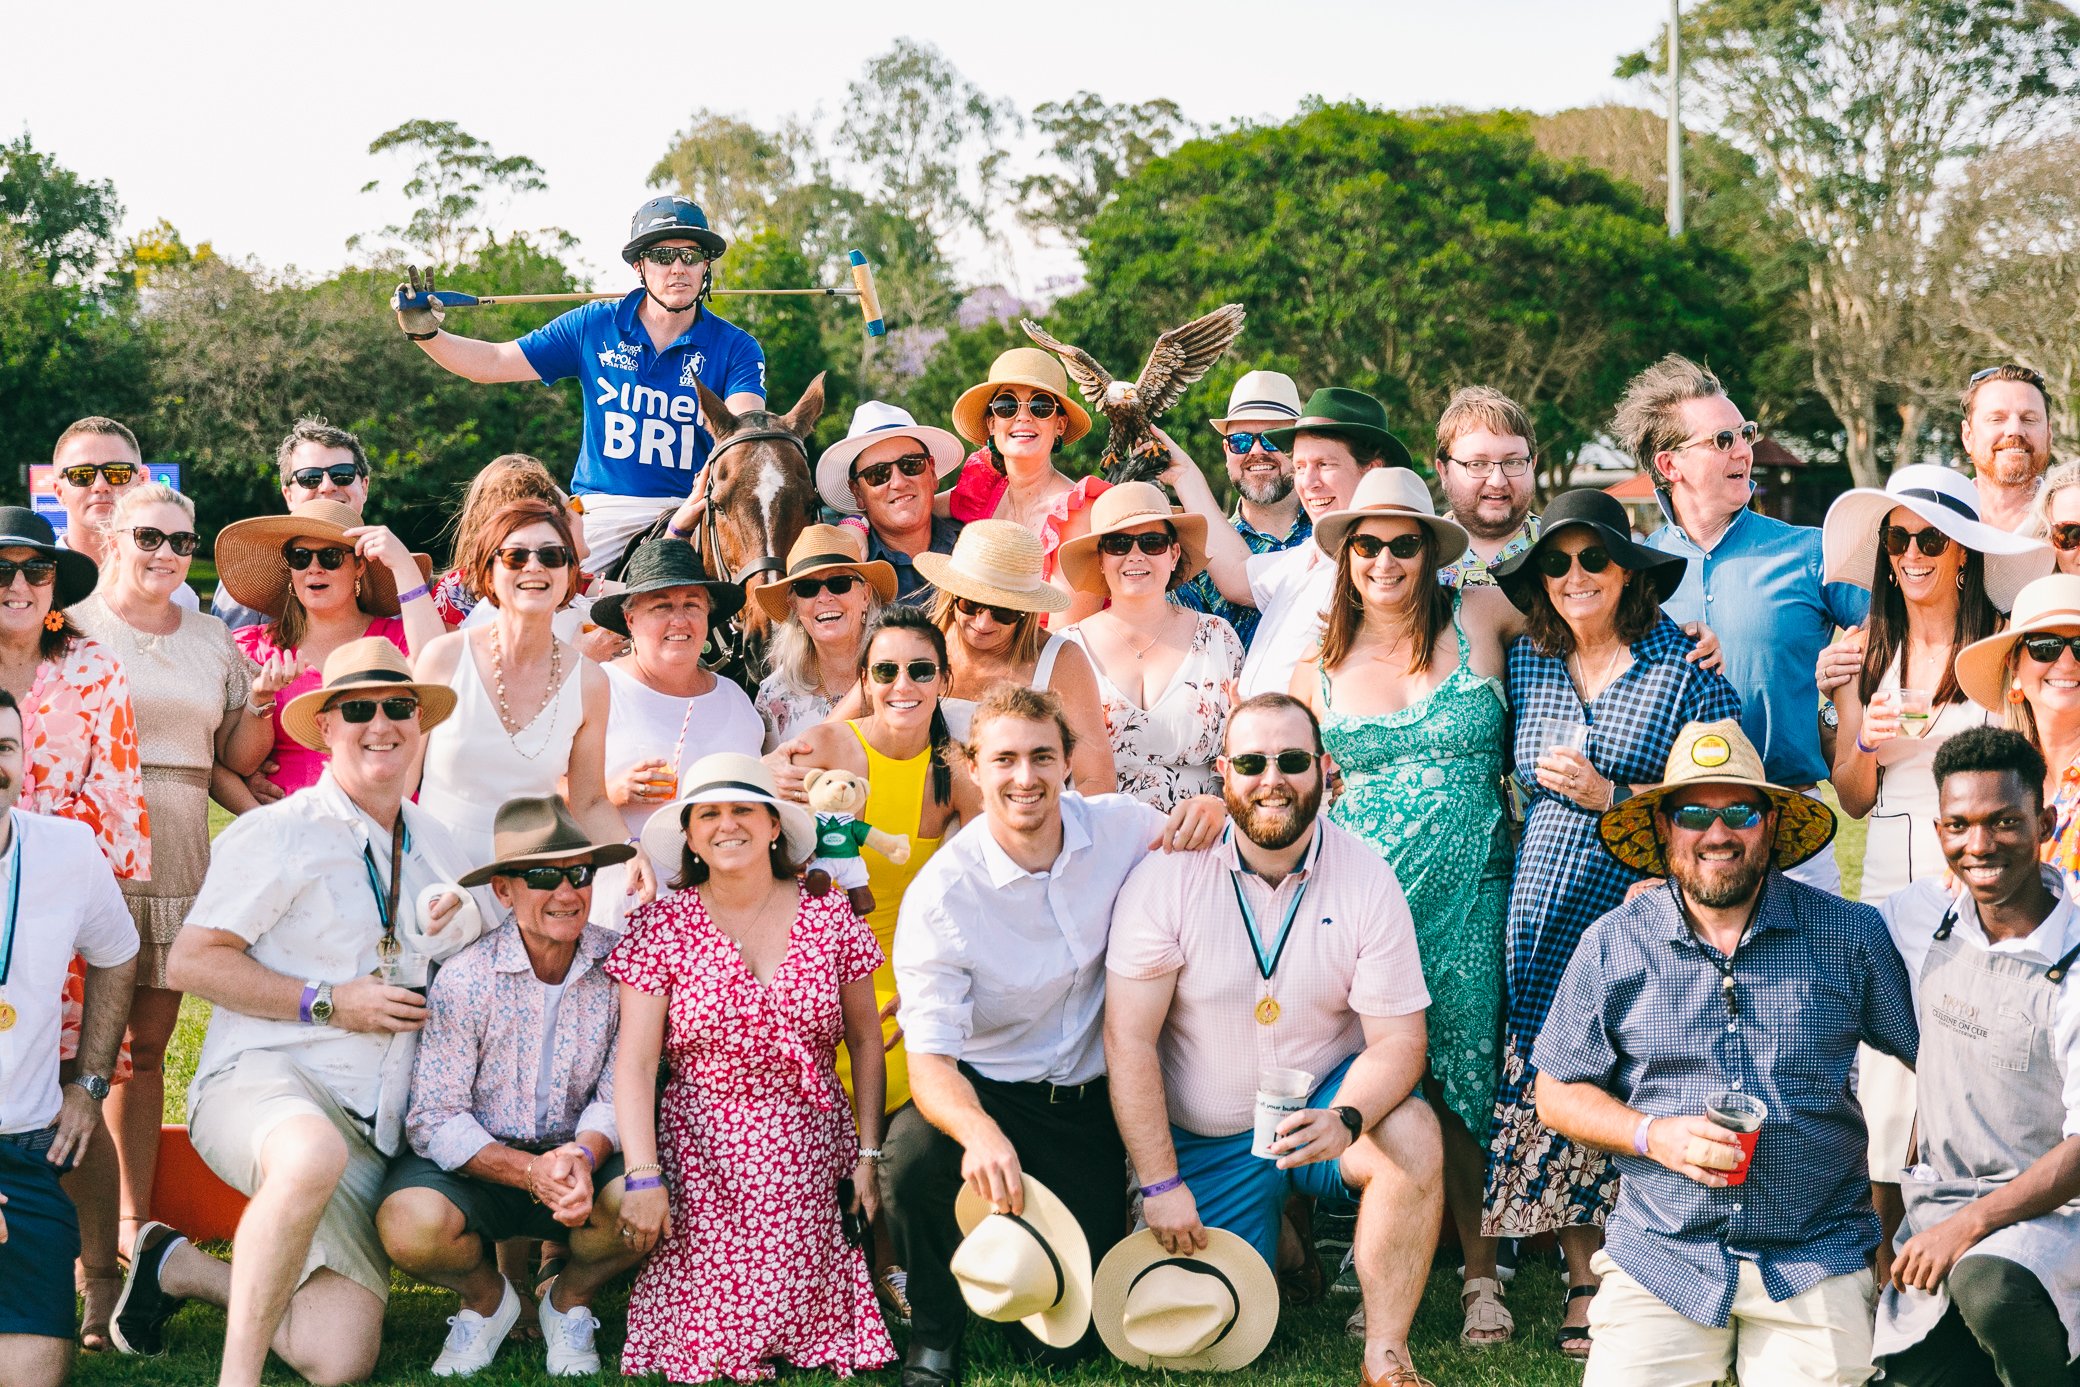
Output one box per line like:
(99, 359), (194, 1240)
(946, 452), (1111, 580)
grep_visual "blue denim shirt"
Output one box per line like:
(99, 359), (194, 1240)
(1534, 874), (1918, 1327)
(1179, 508), (1312, 648)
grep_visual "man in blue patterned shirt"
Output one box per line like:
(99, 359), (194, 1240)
(1179, 372), (1312, 648)
(1432, 386), (1542, 590)
(1534, 719), (1917, 1386)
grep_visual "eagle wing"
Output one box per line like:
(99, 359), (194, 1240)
(1019, 319), (1113, 408)
(1133, 303), (1247, 418)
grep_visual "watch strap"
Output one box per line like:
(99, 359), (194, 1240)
(299, 982), (319, 1024)
(1334, 1105), (1363, 1140)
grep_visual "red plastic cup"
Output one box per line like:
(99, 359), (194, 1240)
(1706, 1091), (1767, 1185)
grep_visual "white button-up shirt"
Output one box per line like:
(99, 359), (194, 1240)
(1237, 544), (1333, 699)
(895, 792), (1165, 1085)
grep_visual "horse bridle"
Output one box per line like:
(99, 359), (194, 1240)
(694, 427), (808, 588)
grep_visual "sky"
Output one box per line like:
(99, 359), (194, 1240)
(6, 0), (1678, 290)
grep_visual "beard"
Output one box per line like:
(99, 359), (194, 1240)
(1460, 505), (1529, 542)
(1671, 849), (1769, 910)
(1984, 437), (2048, 487)
(1233, 470), (1295, 507)
(1224, 776), (1324, 850)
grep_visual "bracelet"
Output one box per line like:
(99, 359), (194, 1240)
(404, 328), (439, 342)
(395, 582), (430, 605)
(856, 1146), (885, 1164)
(246, 697), (277, 717)
(1139, 1174), (1185, 1198)
(525, 1154), (546, 1205)
(1633, 1113), (1655, 1157)
(624, 1162), (662, 1179)
(1855, 735), (1877, 754)
(297, 982), (318, 1025)
(623, 1174), (664, 1192)
(667, 524), (695, 540)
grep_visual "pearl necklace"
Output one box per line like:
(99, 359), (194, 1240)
(488, 627), (564, 760)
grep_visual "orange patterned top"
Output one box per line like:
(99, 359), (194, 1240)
(2045, 759), (2080, 891)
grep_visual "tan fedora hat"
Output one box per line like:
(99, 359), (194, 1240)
(457, 794), (637, 887)
(214, 499), (433, 619)
(279, 636), (457, 752)
(638, 751), (818, 875)
(1057, 481), (1210, 595)
(1092, 1228), (1277, 1372)
(1598, 719), (1838, 876)
(912, 519), (1070, 614)
(951, 1175), (1092, 1348)
(748, 524), (898, 623)
(950, 347), (1093, 446)
(1310, 466), (1470, 565)
(1955, 572), (2080, 710)
(1208, 369), (1303, 430)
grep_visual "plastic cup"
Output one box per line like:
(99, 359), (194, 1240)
(1251, 1067), (1315, 1160)
(1534, 718), (1591, 764)
(1896, 688), (1932, 730)
(1705, 1091), (1768, 1185)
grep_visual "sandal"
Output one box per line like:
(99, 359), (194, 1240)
(1459, 1275), (1513, 1347)
(79, 1266), (121, 1353)
(1554, 1283), (1596, 1360)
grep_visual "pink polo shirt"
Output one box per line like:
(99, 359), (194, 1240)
(1107, 820), (1430, 1138)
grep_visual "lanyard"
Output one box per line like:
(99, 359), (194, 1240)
(1228, 838), (1313, 983)
(0, 814), (20, 988)
(361, 816), (408, 948)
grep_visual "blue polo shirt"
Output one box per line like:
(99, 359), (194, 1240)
(515, 290), (766, 500)
(1649, 498), (1868, 787)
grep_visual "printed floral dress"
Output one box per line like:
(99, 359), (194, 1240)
(1060, 612), (1244, 810)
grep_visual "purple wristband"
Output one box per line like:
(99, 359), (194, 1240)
(298, 983), (318, 1025)
(1139, 1175), (1185, 1198)
(396, 581), (430, 605)
(575, 1144), (597, 1170)
(624, 1174), (664, 1192)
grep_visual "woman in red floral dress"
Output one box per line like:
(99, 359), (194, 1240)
(608, 752), (895, 1383)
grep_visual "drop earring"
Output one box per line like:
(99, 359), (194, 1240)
(2009, 686), (2028, 704)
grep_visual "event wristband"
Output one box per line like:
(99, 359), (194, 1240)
(1855, 735), (1877, 755)
(396, 582), (430, 605)
(668, 524), (695, 540)
(623, 1174), (664, 1192)
(572, 1144), (597, 1170)
(404, 328), (438, 341)
(1139, 1175), (1185, 1198)
(1633, 1114), (1655, 1157)
(298, 983), (318, 1025)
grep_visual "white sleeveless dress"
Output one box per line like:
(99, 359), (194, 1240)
(418, 632), (585, 865)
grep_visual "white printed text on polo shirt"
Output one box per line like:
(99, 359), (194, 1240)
(594, 378), (707, 470)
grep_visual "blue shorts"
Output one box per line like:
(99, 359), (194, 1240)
(1171, 1054), (1363, 1268)
(0, 1127), (81, 1338)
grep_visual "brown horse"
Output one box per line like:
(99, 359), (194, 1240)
(687, 372), (824, 643)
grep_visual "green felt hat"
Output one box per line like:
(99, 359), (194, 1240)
(1264, 387), (1414, 471)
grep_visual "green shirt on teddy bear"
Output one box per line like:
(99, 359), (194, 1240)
(815, 814), (876, 860)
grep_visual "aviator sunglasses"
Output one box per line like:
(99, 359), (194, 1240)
(868, 659), (942, 685)
(1350, 533), (1425, 561)
(1667, 802), (1769, 832)
(289, 463), (365, 490)
(639, 246), (710, 267)
(1534, 546), (1613, 579)
(498, 863), (599, 891)
(323, 695), (420, 723)
(1881, 525), (1954, 559)
(987, 393), (1062, 420)
(1226, 749), (1318, 777)
(851, 454), (934, 489)
(791, 574), (861, 600)
(127, 526), (200, 556)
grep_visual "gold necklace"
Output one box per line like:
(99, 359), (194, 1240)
(488, 627), (563, 756)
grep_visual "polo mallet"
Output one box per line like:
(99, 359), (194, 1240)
(393, 249), (886, 337)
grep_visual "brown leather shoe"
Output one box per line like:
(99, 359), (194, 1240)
(1362, 1363), (1437, 1387)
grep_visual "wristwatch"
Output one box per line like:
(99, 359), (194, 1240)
(69, 1074), (111, 1101)
(307, 981), (335, 1026)
(1333, 1105), (1364, 1142)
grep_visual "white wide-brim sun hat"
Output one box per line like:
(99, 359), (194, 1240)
(814, 400), (967, 515)
(638, 752), (818, 878)
(1821, 463), (2051, 611)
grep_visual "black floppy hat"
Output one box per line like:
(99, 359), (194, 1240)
(589, 537), (744, 636)
(0, 506), (98, 608)
(1491, 489), (1687, 614)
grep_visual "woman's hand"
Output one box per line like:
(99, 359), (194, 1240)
(574, 622), (629, 664)
(422, 890), (463, 938)
(1857, 689), (1903, 750)
(249, 650), (306, 702)
(608, 757), (676, 809)
(1816, 629), (1867, 696)
(1535, 746), (1615, 811)
(617, 1181), (671, 1255)
(765, 740), (814, 803)
(628, 853), (657, 907)
(852, 1159), (882, 1222)
(1152, 794), (1227, 852)
(879, 992), (904, 1053)
(345, 524), (421, 587)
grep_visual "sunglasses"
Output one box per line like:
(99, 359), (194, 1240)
(954, 596), (1026, 624)
(495, 545), (575, 570)
(0, 558), (58, 588)
(1676, 421), (1761, 453)
(1226, 749), (1318, 777)
(639, 246), (710, 266)
(324, 695), (420, 723)
(1349, 532), (1425, 561)
(498, 863), (599, 891)
(58, 462), (138, 488)
(1223, 431), (1283, 455)
(852, 453), (934, 488)
(1881, 525), (1953, 558)
(1667, 802), (1769, 832)
(869, 659), (941, 685)
(1097, 531), (1176, 558)
(1971, 364), (2048, 389)
(2021, 633), (2080, 664)
(289, 463), (365, 490)
(127, 526), (199, 556)
(2051, 524), (2080, 552)
(1534, 546), (1613, 579)
(284, 544), (352, 571)
(791, 574), (861, 600)
(987, 393), (1062, 420)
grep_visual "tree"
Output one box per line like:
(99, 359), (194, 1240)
(353, 119), (550, 265)
(836, 40), (1021, 249)
(648, 110), (811, 240)
(1018, 94), (1198, 243)
(0, 133), (122, 283)
(0, 227), (151, 470)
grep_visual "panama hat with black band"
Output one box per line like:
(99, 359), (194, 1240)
(1309, 466), (1469, 565)
(1262, 386), (1415, 472)
(815, 401), (966, 515)
(1207, 370), (1304, 431)
(279, 636), (457, 752)
(1092, 1228), (1277, 1373)
(1954, 572), (2080, 710)
(1821, 462), (2050, 610)
(749, 525), (897, 623)
(589, 536), (743, 637)
(1490, 488), (1687, 614)
(457, 794), (636, 888)
(638, 751), (818, 875)
(950, 1174), (1094, 1349)
(0, 506), (97, 608)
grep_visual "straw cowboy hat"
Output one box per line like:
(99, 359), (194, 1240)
(1310, 466), (1470, 565)
(749, 524), (899, 622)
(1955, 573), (2080, 710)
(1491, 489), (1688, 615)
(638, 751), (818, 874)
(1263, 386), (1415, 472)
(1092, 1228), (1278, 1373)
(1598, 719), (1838, 876)
(214, 499), (433, 619)
(457, 794), (636, 888)
(0, 506), (97, 608)
(1057, 481), (1210, 595)
(1208, 370), (1304, 430)
(589, 536), (743, 636)
(279, 636), (457, 752)
(951, 347), (1094, 446)
(951, 1175), (1093, 1349)
(912, 519), (1070, 614)
(1821, 463), (2051, 611)
(815, 401), (967, 515)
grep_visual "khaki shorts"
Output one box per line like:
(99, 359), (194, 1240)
(188, 1049), (392, 1302)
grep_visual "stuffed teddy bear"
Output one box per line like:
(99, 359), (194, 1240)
(802, 766), (911, 917)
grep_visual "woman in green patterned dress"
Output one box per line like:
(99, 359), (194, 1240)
(1291, 467), (1521, 1347)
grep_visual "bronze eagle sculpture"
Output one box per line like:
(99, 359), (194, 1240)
(1020, 304), (1247, 484)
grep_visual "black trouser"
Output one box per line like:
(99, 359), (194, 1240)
(1879, 1254), (2080, 1387)
(882, 1067), (1127, 1361)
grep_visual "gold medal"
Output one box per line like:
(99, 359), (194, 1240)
(1254, 996), (1281, 1026)
(0, 997), (15, 1032)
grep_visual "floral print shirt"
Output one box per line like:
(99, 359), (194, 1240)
(1059, 612), (1244, 811)
(24, 638), (150, 881)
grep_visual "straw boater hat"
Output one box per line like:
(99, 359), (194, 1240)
(1057, 481), (1210, 595)
(950, 1175), (1093, 1349)
(1208, 370), (1304, 430)
(1263, 386), (1414, 472)
(588, 537), (743, 636)
(1310, 466), (1470, 564)
(638, 751), (818, 875)
(1490, 489), (1687, 614)
(1598, 719), (1838, 876)
(0, 505), (97, 608)
(214, 499), (433, 619)
(1092, 1228), (1278, 1373)
(457, 794), (636, 888)
(815, 401), (967, 515)
(1955, 573), (2080, 710)
(912, 520), (1070, 614)
(750, 525), (897, 622)
(279, 636), (457, 752)
(1821, 463), (2051, 610)
(950, 348), (1093, 446)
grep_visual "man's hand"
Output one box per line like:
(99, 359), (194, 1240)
(1644, 1115), (1744, 1187)
(666, 493), (707, 541)
(246, 762), (285, 806)
(960, 1124), (1025, 1214)
(1681, 621), (1725, 672)
(1151, 794), (1226, 853)
(421, 891), (464, 938)
(534, 1146), (596, 1228)
(328, 977), (428, 1034)
(47, 1083), (102, 1168)
(1142, 1184), (1209, 1255)
(1892, 1210), (1985, 1293)
(393, 266), (445, 339)
(1271, 1109), (1355, 1170)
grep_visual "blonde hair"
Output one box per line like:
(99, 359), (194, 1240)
(1435, 386), (1538, 462)
(110, 482), (193, 529)
(766, 579), (884, 701)
(2027, 460), (2080, 541)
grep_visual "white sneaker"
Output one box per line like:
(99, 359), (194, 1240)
(538, 1279), (602, 1377)
(431, 1278), (521, 1377)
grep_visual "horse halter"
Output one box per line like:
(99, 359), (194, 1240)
(696, 427), (810, 587)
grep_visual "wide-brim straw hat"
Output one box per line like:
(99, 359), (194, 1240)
(750, 524), (897, 622)
(589, 536), (743, 636)
(1057, 481), (1210, 595)
(1598, 719), (1838, 876)
(951, 348), (1093, 446)
(1821, 463), (2051, 611)
(457, 794), (637, 887)
(1491, 489), (1687, 614)
(279, 635), (457, 752)
(214, 499), (432, 619)
(912, 519), (1070, 614)
(1310, 466), (1470, 566)
(1093, 1228), (1277, 1373)
(815, 401), (967, 515)
(1208, 369), (1304, 430)
(952, 1175), (1093, 1349)
(1955, 573), (2080, 710)
(0, 505), (97, 608)
(638, 752), (818, 875)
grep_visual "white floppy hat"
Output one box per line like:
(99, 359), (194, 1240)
(815, 401), (966, 515)
(1954, 573), (2080, 710)
(1310, 466), (1470, 564)
(1821, 463), (2051, 610)
(638, 752), (818, 875)
(951, 1175), (1093, 1348)
(1208, 370), (1303, 430)
(1093, 1228), (1278, 1373)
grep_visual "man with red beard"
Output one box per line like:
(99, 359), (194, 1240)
(1962, 364), (2056, 534)
(1105, 693), (1440, 1387)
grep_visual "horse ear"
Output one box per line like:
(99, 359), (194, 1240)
(696, 378), (737, 440)
(781, 372), (827, 439)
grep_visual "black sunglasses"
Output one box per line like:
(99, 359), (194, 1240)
(868, 659), (941, 685)
(324, 695), (420, 723)
(499, 863), (599, 890)
(495, 545), (575, 570)
(1534, 546), (1613, 579)
(852, 454), (933, 488)
(1349, 533), (1425, 560)
(1097, 531), (1176, 558)
(792, 574), (861, 600)
(2021, 633), (2080, 664)
(1881, 525), (1953, 558)
(1676, 421), (1760, 453)
(1667, 802), (1768, 832)
(1223, 431), (1283, 455)
(0, 558), (58, 588)
(289, 463), (365, 490)
(128, 526), (199, 556)
(987, 393), (1061, 420)
(58, 462), (138, 488)
(639, 246), (710, 266)
(284, 544), (352, 571)
(1226, 749), (1318, 777)
(954, 596), (1026, 624)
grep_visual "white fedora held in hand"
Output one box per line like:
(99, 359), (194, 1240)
(1092, 1227), (1278, 1372)
(950, 1175), (1093, 1348)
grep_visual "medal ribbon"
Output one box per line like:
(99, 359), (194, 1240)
(0, 812), (21, 988)
(1227, 827), (1317, 982)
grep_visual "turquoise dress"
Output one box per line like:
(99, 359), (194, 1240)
(1319, 604), (1510, 1141)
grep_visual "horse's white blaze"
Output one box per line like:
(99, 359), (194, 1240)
(753, 458), (786, 563)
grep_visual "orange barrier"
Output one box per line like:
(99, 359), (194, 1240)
(150, 1124), (246, 1242)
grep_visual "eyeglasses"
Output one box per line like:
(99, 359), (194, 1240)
(495, 545), (575, 570)
(288, 463), (365, 490)
(127, 526), (199, 556)
(954, 596), (1026, 624)
(1096, 531), (1176, 557)
(1445, 456), (1532, 479)
(1349, 533), (1425, 561)
(639, 246), (710, 267)
(1223, 431), (1283, 455)
(284, 545), (352, 571)
(323, 695), (420, 723)
(1226, 749), (1318, 777)
(1667, 802), (1769, 832)
(2052, 524), (2080, 552)
(498, 863), (599, 890)
(1534, 546), (1612, 579)
(869, 659), (941, 685)
(0, 559), (58, 588)
(58, 462), (138, 488)
(2021, 633), (2080, 664)
(1881, 525), (1953, 558)
(987, 393), (1061, 420)
(791, 574), (861, 600)
(852, 454), (933, 489)
(1675, 421), (1760, 454)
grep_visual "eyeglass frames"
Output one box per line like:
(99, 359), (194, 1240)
(1444, 456), (1532, 479)
(1533, 546), (1613, 579)
(1881, 525), (1953, 558)
(1096, 531), (1176, 558)
(1667, 802), (1769, 832)
(791, 574), (861, 600)
(59, 462), (138, 488)
(954, 596), (1027, 624)
(639, 246), (710, 267)
(1675, 421), (1760, 454)
(495, 545), (575, 570)
(2021, 633), (2080, 664)
(127, 526), (199, 556)
(0, 559), (58, 588)
(1223, 431), (1284, 455)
